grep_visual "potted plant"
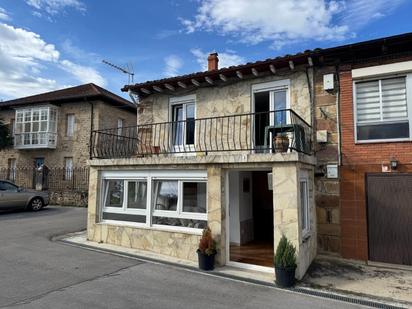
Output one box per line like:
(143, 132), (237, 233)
(274, 235), (297, 287)
(273, 132), (289, 153)
(197, 227), (217, 270)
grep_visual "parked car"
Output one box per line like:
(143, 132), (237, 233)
(0, 180), (49, 211)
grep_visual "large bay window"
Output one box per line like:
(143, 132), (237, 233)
(355, 76), (412, 142)
(101, 171), (207, 231)
(14, 106), (58, 149)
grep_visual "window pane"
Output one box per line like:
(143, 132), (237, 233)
(357, 122), (409, 140)
(381, 77), (407, 120)
(40, 121), (47, 131)
(152, 216), (207, 229)
(300, 181), (308, 231)
(127, 181), (147, 209)
(41, 110), (47, 121)
(172, 105), (183, 145)
(66, 114), (75, 136)
(254, 91), (270, 147)
(186, 104), (195, 145)
(274, 90), (287, 125)
(152, 180), (178, 211)
(182, 182), (206, 213)
(104, 180), (124, 208)
(102, 212), (145, 223)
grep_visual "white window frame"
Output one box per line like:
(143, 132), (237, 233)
(251, 79), (291, 150)
(13, 105), (58, 149)
(66, 114), (75, 137)
(299, 174), (310, 238)
(100, 170), (207, 233)
(353, 73), (412, 143)
(169, 94), (196, 153)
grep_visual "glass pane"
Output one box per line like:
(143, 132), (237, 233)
(32, 122), (39, 132)
(40, 121), (47, 131)
(182, 182), (206, 213)
(127, 181), (147, 209)
(104, 180), (124, 208)
(300, 181), (308, 230)
(172, 105), (183, 145)
(254, 91), (270, 147)
(32, 111), (39, 121)
(24, 133), (30, 145)
(152, 180), (178, 211)
(41, 110), (48, 121)
(152, 216), (207, 229)
(24, 111), (31, 122)
(32, 133), (38, 144)
(15, 123), (22, 134)
(185, 104), (195, 145)
(274, 90), (287, 125)
(357, 122), (409, 140)
(102, 212), (146, 223)
(24, 123), (30, 132)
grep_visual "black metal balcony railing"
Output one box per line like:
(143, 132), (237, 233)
(90, 109), (312, 159)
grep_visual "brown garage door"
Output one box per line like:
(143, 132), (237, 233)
(367, 174), (412, 266)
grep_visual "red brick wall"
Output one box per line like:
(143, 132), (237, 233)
(339, 68), (412, 261)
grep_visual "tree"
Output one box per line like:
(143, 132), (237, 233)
(0, 119), (12, 149)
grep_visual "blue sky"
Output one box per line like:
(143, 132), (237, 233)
(0, 0), (411, 100)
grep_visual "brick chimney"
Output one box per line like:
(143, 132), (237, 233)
(207, 52), (219, 71)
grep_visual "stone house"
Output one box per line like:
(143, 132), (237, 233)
(87, 32), (412, 279)
(0, 83), (136, 204)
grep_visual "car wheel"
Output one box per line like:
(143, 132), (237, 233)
(29, 198), (43, 211)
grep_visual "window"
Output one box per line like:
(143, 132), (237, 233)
(66, 114), (75, 137)
(7, 159), (16, 182)
(355, 76), (411, 141)
(170, 96), (195, 149)
(0, 181), (18, 191)
(101, 171), (207, 231)
(300, 178), (310, 236)
(117, 118), (124, 137)
(64, 157), (73, 180)
(14, 106), (58, 148)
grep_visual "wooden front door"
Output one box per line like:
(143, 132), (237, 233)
(367, 174), (412, 265)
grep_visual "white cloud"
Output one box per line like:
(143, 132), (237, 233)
(0, 7), (11, 21)
(60, 60), (106, 86)
(191, 48), (246, 70)
(61, 39), (98, 62)
(0, 22), (105, 99)
(26, 0), (86, 15)
(182, 0), (406, 47)
(163, 55), (183, 77)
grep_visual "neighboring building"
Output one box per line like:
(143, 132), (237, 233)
(0, 83), (136, 205)
(87, 33), (412, 279)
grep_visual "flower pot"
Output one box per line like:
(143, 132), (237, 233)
(275, 266), (296, 287)
(197, 250), (216, 271)
(273, 134), (289, 153)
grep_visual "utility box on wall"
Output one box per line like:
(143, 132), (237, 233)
(323, 73), (334, 91)
(316, 130), (328, 143)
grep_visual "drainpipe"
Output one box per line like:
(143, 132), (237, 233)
(305, 66), (315, 152)
(86, 98), (94, 160)
(335, 65), (342, 166)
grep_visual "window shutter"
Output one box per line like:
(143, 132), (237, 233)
(381, 77), (407, 120)
(356, 80), (380, 123)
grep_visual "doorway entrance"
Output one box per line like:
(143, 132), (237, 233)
(227, 170), (274, 269)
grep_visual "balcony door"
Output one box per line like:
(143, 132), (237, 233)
(170, 95), (195, 153)
(252, 80), (290, 151)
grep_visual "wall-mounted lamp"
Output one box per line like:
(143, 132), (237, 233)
(390, 159), (398, 170)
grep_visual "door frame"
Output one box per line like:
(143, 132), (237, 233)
(224, 169), (274, 273)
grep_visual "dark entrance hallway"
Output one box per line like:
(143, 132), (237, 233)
(229, 170), (274, 268)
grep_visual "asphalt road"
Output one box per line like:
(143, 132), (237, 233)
(0, 206), (367, 309)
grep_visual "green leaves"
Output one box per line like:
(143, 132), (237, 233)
(274, 235), (297, 268)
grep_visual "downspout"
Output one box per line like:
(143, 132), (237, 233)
(305, 66), (315, 153)
(86, 98), (94, 160)
(335, 65), (342, 166)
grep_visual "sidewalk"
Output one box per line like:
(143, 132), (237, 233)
(301, 256), (412, 306)
(62, 232), (411, 308)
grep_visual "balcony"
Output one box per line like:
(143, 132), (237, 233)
(90, 109), (312, 159)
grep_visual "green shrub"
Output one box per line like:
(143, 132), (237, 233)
(274, 235), (297, 269)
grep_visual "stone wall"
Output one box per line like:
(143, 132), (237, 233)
(273, 163), (316, 279)
(313, 66), (341, 254)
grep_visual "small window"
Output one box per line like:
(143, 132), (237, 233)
(355, 76), (410, 141)
(64, 157), (73, 180)
(300, 179), (310, 236)
(117, 119), (124, 136)
(171, 102), (195, 147)
(8, 159), (16, 182)
(152, 180), (178, 211)
(182, 182), (206, 214)
(66, 114), (75, 137)
(127, 180), (147, 209)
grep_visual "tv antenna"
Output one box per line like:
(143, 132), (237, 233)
(102, 60), (135, 84)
